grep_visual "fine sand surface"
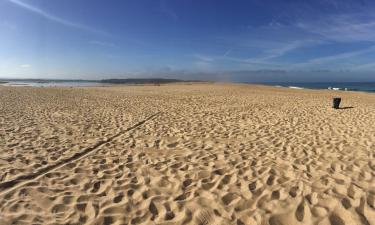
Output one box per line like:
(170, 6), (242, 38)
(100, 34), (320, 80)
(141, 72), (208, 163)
(0, 83), (375, 225)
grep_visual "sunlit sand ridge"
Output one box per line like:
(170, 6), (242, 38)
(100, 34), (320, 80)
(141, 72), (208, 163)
(0, 83), (375, 225)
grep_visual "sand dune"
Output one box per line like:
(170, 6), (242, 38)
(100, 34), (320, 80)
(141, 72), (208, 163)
(0, 83), (375, 225)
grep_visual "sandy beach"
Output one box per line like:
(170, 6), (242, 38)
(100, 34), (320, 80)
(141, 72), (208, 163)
(0, 83), (375, 225)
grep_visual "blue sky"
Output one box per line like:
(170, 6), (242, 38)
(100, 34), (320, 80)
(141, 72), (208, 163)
(1, 0), (375, 81)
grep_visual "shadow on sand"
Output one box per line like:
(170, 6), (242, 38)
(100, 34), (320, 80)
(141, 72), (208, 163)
(338, 106), (354, 110)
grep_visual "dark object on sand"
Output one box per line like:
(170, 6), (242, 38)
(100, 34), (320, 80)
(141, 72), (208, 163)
(333, 97), (341, 109)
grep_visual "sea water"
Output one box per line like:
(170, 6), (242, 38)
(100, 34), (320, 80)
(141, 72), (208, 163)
(258, 82), (375, 93)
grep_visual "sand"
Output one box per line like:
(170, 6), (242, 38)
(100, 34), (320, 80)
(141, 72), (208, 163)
(0, 83), (375, 225)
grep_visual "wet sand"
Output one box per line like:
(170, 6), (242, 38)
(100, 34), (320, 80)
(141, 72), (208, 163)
(0, 83), (375, 225)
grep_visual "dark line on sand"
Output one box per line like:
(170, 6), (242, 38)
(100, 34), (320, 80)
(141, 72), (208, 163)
(0, 112), (160, 195)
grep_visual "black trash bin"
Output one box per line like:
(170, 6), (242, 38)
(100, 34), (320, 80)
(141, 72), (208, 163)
(333, 97), (341, 109)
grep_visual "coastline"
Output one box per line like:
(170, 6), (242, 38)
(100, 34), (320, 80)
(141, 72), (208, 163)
(253, 82), (375, 94)
(3, 79), (375, 95)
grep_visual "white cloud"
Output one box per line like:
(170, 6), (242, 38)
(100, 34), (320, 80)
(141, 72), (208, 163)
(291, 46), (375, 69)
(223, 48), (232, 57)
(192, 54), (215, 71)
(216, 26), (325, 67)
(159, 0), (178, 20)
(20, 64), (31, 68)
(259, 40), (321, 61)
(222, 39), (322, 69)
(0, 21), (17, 30)
(310, 46), (375, 63)
(7, 0), (108, 35)
(296, 14), (375, 42)
(193, 61), (213, 71)
(89, 40), (115, 47)
(194, 54), (214, 62)
(352, 62), (375, 70)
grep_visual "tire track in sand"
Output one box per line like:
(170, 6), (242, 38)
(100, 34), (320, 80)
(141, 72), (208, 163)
(0, 112), (160, 196)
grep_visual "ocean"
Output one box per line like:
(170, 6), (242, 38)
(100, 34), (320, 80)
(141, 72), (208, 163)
(257, 82), (375, 93)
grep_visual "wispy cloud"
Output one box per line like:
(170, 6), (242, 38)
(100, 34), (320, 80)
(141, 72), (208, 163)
(0, 21), (17, 30)
(190, 40), (315, 71)
(352, 62), (375, 70)
(194, 54), (214, 62)
(225, 39), (322, 68)
(20, 64), (31, 68)
(159, 0), (178, 20)
(260, 40), (321, 61)
(291, 46), (375, 69)
(192, 54), (215, 71)
(7, 0), (108, 35)
(309, 46), (375, 64)
(223, 48), (232, 57)
(216, 23), (325, 66)
(296, 14), (375, 42)
(89, 40), (115, 47)
(219, 55), (287, 70)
